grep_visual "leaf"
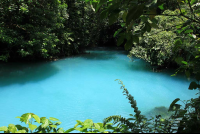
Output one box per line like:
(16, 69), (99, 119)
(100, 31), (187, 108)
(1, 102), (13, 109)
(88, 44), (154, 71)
(168, 98), (180, 111)
(174, 39), (182, 47)
(99, 0), (107, 5)
(181, 61), (187, 64)
(185, 70), (190, 78)
(74, 120), (83, 128)
(49, 125), (57, 128)
(184, 29), (193, 33)
(100, 9), (108, 20)
(28, 124), (37, 131)
(94, 123), (100, 130)
(83, 119), (93, 128)
(113, 28), (122, 37)
(15, 125), (28, 132)
(33, 114), (40, 124)
(8, 124), (17, 133)
(57, 128), (64, 133)
(0, 126), (8, 131)
(117, 34), (125, 46)
(122, 11), (127, 22)
(126, 4), (144, 25)
(132, 35), (139, 44)
(16, 130), (26, 133)
(41, 119), (49, 128)
(175, 57), (184, 64)
(158, 3), (164, 10)
(20, 113), (32, 124)
(124, 39), (133, 50)
(108, 10), (120, 25)
(145, 22), (151, 32)
(49, 117), (59, 121)
(65, 128), (75, 133)
(188, 81), (198, 90)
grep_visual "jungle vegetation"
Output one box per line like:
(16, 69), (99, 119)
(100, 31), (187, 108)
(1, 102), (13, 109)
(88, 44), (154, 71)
(0, 0), (200, 133)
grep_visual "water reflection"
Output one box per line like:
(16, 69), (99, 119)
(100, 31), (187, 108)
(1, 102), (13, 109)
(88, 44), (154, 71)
(0, 61), (59, 87)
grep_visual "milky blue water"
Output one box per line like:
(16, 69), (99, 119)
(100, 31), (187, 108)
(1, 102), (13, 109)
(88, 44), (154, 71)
(0, 47), (197, 131)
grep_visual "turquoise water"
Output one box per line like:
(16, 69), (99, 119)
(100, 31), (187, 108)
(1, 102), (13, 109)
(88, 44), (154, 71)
(0, 47), (197, 130)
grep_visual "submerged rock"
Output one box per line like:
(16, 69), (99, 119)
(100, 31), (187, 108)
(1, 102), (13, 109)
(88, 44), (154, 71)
(145, 106), (173, 119)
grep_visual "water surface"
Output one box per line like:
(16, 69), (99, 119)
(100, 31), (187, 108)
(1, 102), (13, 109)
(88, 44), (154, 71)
(0, 47), (197, 130)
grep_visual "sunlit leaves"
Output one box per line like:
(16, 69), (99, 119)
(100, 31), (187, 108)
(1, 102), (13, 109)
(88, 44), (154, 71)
(33, 114), (40, 124)
(49, 117), (59, 121)
(0, 126), (8, 131)
(28, 124), (37, 131)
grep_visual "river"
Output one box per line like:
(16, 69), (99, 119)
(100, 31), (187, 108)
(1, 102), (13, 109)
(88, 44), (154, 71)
(0, 47), (197, 130)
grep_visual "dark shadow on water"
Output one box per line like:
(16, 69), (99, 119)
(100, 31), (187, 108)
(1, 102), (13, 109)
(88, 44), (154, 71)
(81, 47), (129, 60)
(0, 61), (59, 87)
(81, 52), (117, 60)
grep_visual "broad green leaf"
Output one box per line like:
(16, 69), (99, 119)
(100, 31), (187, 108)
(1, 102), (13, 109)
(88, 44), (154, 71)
(28, 124), (37, 131)
(168, 98), (180, 111)
(20, 113), (32, 124)
(117, 34), (125, 46)
(83, 119), (93, 127)
(108, 10), (120, 25)
(75, 127), (88, 132)
(49, 125), (57, 128)
(181, 61), (187, 64)
(113, 28), (122, 37)
(107, 2), (120, 12)
(8, 124), (17, 133)
(41, 119), (49, 128)
(55, 121), (62, 125)
(189, 81), (198, 90)
(65, 128), (75, 133)
(126, 4), (144, 25)
(185, 70), (190, 78)
(124, 39), (133, 50)
(0, 126), (8, 131)
(120, 23), (126, 27)
(190, 0), (197, 5)
(184, 29), (193, 33)
(33, 114), (40, 123)
(122, 11), (127, 22)
(57, 128), (64, 133)
(158, 4), (164, 10)
(94, 123), (100, 130)
(100, 9), (108, 20)
(16, 116), (21, 119)
(16, 130), (26, 133)
(145, 22), (151, 32)
(174, 39), (182, 47)
(125, 32), (132, 40)
(132, 35), (139, 44)
(49, 117), (59, 121)
(99, 0), (107, 5)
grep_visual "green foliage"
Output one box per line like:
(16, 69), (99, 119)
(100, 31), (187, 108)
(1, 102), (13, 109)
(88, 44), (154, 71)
(0, 113), (64, 133)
